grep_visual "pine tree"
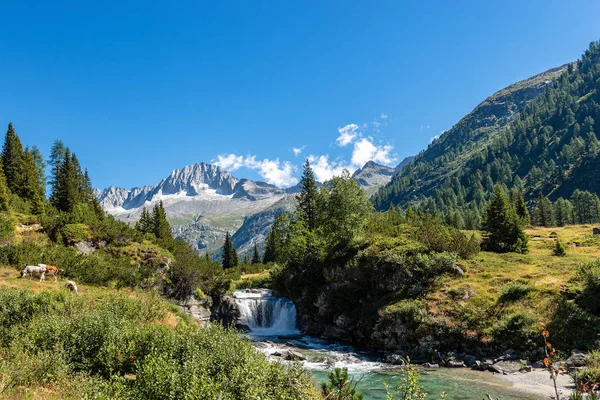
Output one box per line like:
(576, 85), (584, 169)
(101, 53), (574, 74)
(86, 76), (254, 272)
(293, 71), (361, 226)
(2, 123), (25, 194)
(21, 150), (45, 214)
(152, 201), (172, 240)
(136, 207), (153, 234)
(251, 243), (260, 264)
(221, 232), (238, 269)
(534, 193), (554, 227)
(48, 140), (66, 187)
(296, 159), (319, 230)
(510, 189), (530, 226)
(243, 255), (249, 265)
(482, 184), (528, 253)
(263, 225), (277, 263)
(51, 149), (80, 212)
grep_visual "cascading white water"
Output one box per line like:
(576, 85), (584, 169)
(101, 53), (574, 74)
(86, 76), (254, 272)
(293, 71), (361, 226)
(233, 289), (299, 335)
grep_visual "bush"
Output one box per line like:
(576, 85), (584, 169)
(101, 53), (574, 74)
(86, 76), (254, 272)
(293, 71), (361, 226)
(62, 223), (92, 243)
(0, 213), (15, 246)
(578, 260), (600, 316)
(498, 281), (533, 303)
(0, 288), (318, 399)
(553, 240), (567, 256)
(491, 311), (538, 350)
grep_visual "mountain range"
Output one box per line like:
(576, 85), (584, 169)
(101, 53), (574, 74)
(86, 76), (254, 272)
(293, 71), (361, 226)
(97, 160), (396, 256)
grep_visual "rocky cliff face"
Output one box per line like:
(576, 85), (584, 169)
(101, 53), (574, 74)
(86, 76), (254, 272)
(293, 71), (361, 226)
(351, 161), (395, 189)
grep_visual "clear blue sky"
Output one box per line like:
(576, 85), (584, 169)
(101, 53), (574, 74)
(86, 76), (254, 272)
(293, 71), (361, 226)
(1, 1), (599, 189)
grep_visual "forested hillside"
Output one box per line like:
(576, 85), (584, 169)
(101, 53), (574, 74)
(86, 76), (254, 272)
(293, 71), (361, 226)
(373, 41), (600, 229)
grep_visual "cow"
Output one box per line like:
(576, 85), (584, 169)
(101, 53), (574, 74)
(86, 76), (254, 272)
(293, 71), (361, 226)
(64, 280), (78, 294)
(37, 264), (62, 283)
(19, 265), (47, 281)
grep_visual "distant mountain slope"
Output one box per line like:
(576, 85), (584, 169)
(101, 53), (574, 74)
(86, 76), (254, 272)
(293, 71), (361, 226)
(97, 162), (287, 255)
(373, 40), (600, 229)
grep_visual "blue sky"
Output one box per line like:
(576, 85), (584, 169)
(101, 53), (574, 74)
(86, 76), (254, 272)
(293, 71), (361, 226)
(1, 1), (599, 189)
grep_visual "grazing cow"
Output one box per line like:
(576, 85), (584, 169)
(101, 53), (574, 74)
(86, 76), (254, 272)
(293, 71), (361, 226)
(37, 264), (62, 283)
(20, 265), (47, 281)
(64, 280), (78, 294)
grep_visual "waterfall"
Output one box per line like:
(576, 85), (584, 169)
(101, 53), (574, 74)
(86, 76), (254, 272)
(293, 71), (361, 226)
(233, 289), (299, 335)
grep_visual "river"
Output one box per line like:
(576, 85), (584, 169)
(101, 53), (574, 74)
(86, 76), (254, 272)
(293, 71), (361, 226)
(233, 289), (541, 400)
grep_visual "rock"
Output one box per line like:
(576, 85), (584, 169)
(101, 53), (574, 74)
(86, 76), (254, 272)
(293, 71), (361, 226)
(187, 305), (211, 322)
(463, 355), (478, 367)
(565, 351), (588, 368)
(472, 360), (486, 371)
(593, 227), (600, 235)
(520, 365), (533, 372)
(285, 350), (306, 361)
(210, 296), (240, 328)
(446, 360), (466, 368)
(271, 351), (282, 357)
(74, 240), (97, 255)
(423, 363), (439, 368)
(489, 361), (522, 375)
(549, 231), (558, 237)
(384, 354), (406, 365)
(452, 265), (465, 276)
(502, 349), (518, 360)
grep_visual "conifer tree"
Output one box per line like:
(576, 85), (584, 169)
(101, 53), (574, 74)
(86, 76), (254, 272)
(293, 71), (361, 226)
(2, 123), (25, 194)
(243, 255), (249, 265)
(136, 206), (153, 234)
(296, 159), (319, 231)
(263, 225), (277, 264)
(221, 232), (238, 269)
(21, 150), (45, 214)
(251, 243), (260, 264)
(482, 184), (528, 253)
(510, 189), (530, 225)
(534, 193), (554, 227)
(48, 140), (66, 187)
(152, 201), (172, 240)
(51, 149), (80, 212)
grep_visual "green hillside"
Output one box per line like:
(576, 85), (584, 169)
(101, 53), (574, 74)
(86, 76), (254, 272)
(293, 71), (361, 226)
(373, 41), (600, 229)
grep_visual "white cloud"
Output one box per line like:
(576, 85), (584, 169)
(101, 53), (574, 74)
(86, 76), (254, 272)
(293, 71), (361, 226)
(213, 154), (298, 187)
(336, 124), (359, 146)
(292, 146), (306, 156)
(420, 125), (431, 130)
(429, 135), (439, 143)
(214, 154), (245, 171)
(351, 138), (395, 166)
(308, 155), (351, 182)
(380, 113), (388, 119)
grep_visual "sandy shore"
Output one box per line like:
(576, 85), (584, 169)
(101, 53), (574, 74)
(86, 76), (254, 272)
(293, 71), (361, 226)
(498, 368), (575, 398)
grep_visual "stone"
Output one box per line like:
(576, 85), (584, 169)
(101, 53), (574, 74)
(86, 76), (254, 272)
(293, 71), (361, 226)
(520, 365), (533, 372)
(489, 361), (522, 375)
(463, 355), (478, 367)
(565, 351), (588, 368)
(472, 360), (486, 371)
(74, 240), (97, 255)
(285, 350), (306, 361)
(234, 323), (251, 333)
(423, 363), (439, 368)
(593, 227), (600, 236)
(384, 354), (406, 365)
(446, 360), (466, 368)
(271, 352), (282, 357)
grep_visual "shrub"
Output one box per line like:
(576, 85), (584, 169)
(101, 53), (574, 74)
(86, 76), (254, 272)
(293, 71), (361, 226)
(553, 240), (567, 256)
(578, 260), (600, 316)
(62, 223), (92, 243)
(0, 213), (15, 246)
(498, 281), (533, 303)
(491, 311), (538, 350)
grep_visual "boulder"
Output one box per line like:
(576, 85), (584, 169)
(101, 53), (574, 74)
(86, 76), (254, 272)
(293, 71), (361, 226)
(271, 351), (282, 357)
(593, 227), (600, 236)
(234, 323), (251, 333)
(423, 363), (439, 368)
(285, 350), (306, 361)
(565, 351), (588, 368)
(384, 354), (407, 365)
(489, 361), (522, 375)
(472, 360), (486, 371)
(520, 365), (533, 372)
(446, 360), (467, 368)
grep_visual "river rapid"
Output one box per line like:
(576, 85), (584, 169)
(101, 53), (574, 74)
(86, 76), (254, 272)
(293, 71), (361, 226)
(233, 289), (541, 400)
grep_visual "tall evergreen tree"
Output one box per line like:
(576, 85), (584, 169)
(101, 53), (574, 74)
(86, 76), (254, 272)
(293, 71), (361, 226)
(296, 159), (319, 231)
(221, 232), (238, 269)
(510, 189), (530, 226)
(21, 150), (45, 214)
(534, 193), (554, 227)
(482, 184), (528, 253)
(48, 140), (66, 187)
(152, 201), (172, 240)
(2, 123), (25, 194)
(263, 225), (277, 264)
(251, 243), (260, 264)
(136, 206), (153, 234)
(51, 149), (80, 212)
